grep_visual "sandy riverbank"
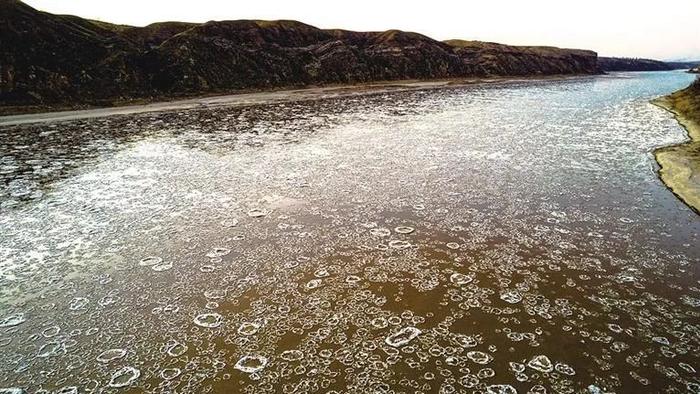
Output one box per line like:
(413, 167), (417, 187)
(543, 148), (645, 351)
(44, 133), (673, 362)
(0, 74), (591, 127)
(652, 86), (700, 214)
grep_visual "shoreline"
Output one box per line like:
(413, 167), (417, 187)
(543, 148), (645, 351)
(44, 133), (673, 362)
(651, 96), (700, 215)
(0, 74), (594, 126)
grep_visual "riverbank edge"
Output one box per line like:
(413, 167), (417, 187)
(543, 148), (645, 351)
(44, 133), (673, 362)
(651, 95), (700, 215)
(0, 73), (594, 126)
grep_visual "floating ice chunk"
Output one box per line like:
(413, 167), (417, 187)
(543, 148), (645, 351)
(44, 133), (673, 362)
(587, 385), (604, 394)
(500, 289), (522, 304)
(454, 334), (478, 348)
(238, 322), (261, 336)
(108, 366), (140, 388)
(69, 297), (89, 311)
(370, 228), (391, 237)
(165, 340), (188, 357)
(617, 273), (636, 283)
(385, 327), (421, 347)
(466, 351), (493, 364)
(234, 355), (268, 373)
(388, 240), (411, 249)
(221, 218), (239, 227)
(280, 350), (304, 361)
(152, 262), (173, 272)
(394, 226), (415, 234)
(346, 275), (361, 284)
(0, 388), (26, 394)
(681, 295), (700, 307)
(305, 279), (322, 289)
(487, 385), (517, 394)
(37, 342), (61, 358)
(527, 355), (553, 372)
(0, 313), (26, 328)
(450, 273), (473, 286)
(652, 336), (670, 346)
(314, 268), (330, 278)
(194, 313), (223, 328)
(247, 208), (269, 218)
(284, 261), (299, 269)
(41, 325), (60, 337)
(446, 242), (460, 250)
(55, 387), (77, 394)
(206, 248), (231, 258)
(97, 348), (127, 363)
(555, 362), (576, 375)
(138, 257), (162, 266)
(160, 368), (181, 380)
(459, 375), (479, 388)
(371, 317), (388, 329)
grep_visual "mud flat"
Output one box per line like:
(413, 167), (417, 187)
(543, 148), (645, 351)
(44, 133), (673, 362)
(653, 82), (700, 214)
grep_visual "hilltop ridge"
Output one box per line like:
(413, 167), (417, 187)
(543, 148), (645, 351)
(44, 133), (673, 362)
(0, 0), (601, 111)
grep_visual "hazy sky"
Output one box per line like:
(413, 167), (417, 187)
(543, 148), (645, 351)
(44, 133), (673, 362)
(24, 0), (700, 60)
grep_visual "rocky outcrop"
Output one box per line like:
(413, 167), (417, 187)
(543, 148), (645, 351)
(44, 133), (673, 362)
(689, 67), (700, 74)
(0, 0), (600, 110)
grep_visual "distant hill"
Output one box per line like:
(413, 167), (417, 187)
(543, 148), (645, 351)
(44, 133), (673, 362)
(598, 57), (672, 72)
(0, 0), (600, 110)
(667, 61), (700, 70)
(598, 57), (700, 72)
(444, 40), (598, 76)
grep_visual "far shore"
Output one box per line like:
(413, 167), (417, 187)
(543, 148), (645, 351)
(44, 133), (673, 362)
(652, 95), (700, 214)
(0, 74), (595, 127)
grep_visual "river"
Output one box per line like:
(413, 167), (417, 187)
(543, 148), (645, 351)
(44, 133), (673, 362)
(0, 71), (698, 393)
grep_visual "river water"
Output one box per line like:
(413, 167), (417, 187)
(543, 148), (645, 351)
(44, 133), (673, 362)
(0, 71), (698, 394)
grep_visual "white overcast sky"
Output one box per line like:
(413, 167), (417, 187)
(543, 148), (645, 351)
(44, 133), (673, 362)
(23, 0), (700, 60)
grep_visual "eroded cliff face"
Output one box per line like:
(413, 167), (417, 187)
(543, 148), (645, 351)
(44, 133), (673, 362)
(0, 0), (599, 110)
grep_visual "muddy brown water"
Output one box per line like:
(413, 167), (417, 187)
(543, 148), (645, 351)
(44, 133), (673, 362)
(0, 71), (698, 394)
